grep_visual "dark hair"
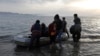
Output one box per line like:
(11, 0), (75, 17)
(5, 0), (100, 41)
(74, 13), (78, 17)
(54, 14), (60, 20)
(41, 23), (45, 26)
(62, 17), (65, 20)
(36, 20), (40, 23)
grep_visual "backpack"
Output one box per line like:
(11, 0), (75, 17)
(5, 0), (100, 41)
(48, 23), (56, 36)
(70, 25), (75, 34)
(70, 24), (81, 34)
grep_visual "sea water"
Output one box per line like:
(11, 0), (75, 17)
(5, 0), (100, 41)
(0, 14), (100, 56)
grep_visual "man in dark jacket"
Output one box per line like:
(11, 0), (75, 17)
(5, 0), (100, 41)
(54, 14), (63, 47)
(74, 14), (81, 25)
(29, 20), (41, 49)
(72, 14), (81, 42)
(54, 14), (62, 33)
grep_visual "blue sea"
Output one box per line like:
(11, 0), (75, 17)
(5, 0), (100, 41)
(0, 13), (100, 56)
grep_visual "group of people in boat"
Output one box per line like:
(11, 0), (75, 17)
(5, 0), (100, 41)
(29, 13), (82, 49)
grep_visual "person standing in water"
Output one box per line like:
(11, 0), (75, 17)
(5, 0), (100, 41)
(48, 21), (56, 49)
(54, 14), (63, 47)
(70, 14), (82, 42)
(62, 17), (69, 38)
(29, 20), (41, 50)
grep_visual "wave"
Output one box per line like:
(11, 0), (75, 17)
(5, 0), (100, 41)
(0, 35), (12, 38)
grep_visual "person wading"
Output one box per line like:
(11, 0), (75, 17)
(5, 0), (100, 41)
(70, 14), (82, 42)
(29, 20), (41, 50)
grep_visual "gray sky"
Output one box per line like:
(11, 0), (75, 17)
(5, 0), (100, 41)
(0, 0), (100, 16)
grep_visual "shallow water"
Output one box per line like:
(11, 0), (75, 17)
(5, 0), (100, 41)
(0, 39), (100, 56)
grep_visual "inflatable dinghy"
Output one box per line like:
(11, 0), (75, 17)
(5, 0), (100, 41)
(14, 32), (68, 46)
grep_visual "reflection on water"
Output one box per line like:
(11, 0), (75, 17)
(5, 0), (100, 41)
(1, 41), (100, 56)
(71, 42), (80, 56)
(31, 49), (45, 56)
(14, 43), (64, 56)
(13, 42), (81, 56)
(50, 44), (63, 56)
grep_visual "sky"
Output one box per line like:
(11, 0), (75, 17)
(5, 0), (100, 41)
(0, 0), (100, 16)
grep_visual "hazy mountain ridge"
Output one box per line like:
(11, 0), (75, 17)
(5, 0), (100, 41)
(0, 12), (38, 16)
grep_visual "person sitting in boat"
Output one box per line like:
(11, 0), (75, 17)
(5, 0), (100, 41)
(48, 21), (56, 49)
(41, 23), (48, 37)
(62, 17), (70, 38)
(70, 14), (82, 42)
(29, 20), (41, 49)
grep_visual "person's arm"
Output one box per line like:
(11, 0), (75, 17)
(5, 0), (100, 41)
(79, 18), (81, 24)
(31, 25), (34, 32)
(66, 28), (70, 38)
(65, 21), (70, 38)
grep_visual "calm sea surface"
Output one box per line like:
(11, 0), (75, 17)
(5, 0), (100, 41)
(0, 14), (100, 56)
(0, 15), (100, 37)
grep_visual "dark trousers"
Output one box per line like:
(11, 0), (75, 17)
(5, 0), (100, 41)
(72, 33), (81, 42)
(50, 36), (56, 44)
(29, 35), (40, 49)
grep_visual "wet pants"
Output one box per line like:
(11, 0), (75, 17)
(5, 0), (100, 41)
(72, 33), (81, 42)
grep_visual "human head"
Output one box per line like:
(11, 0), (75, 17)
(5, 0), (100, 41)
(41, 23), (45, 27)
(62, 17), (65, 21)
(36, 20), (40, 24)
(54, 14), (60, 21)
(41, 23), (45, 25)
(74, 13), (78, 18)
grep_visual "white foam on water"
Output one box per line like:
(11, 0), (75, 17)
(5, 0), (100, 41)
(80, 38), (100, 42)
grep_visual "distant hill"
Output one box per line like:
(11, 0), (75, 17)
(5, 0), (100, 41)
(0, 12), (37, 16)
